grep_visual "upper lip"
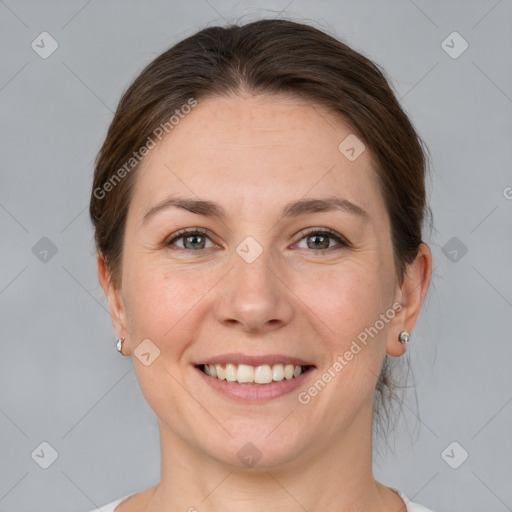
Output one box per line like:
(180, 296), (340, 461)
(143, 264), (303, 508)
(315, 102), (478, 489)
(195, 353), (315, 367)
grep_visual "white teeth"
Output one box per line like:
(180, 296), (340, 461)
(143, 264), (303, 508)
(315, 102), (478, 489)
(202, 363), (307, 384)
(254, 365), (273, 384)
(215, 364), (225, 380)
(272, 364), (284, 381)
(237, 364), (254, 383)
(225, 363), (237, 382)
(284, 364), (295, 380)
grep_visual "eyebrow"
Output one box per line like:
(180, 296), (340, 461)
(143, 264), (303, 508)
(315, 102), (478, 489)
(142, 195), (370, 225)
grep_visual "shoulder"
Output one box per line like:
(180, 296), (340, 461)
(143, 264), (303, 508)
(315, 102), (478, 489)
(393, 488), (436, 512)
(87, 484), (157, 511)
(88, 488), (435, 512)
(85, 494), (131, 512)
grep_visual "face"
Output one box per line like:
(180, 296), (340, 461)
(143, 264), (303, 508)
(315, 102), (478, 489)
(101, 93), (423, 469)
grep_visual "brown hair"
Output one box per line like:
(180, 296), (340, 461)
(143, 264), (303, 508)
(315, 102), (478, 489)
(90, 18), (431, 440)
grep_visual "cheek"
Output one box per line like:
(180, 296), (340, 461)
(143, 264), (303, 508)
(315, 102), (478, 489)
(295, 258), (394, 395)
(296, 258), (391, 340)
(122, 260), (216, 348)
(295, 268), (391, 411)
(122, 265), (210, 421)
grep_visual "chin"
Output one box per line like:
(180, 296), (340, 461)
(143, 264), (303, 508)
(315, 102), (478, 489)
(198, 426), (311, 471)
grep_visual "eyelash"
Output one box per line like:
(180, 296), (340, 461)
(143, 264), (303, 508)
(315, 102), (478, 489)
(165, 228), (351, 254)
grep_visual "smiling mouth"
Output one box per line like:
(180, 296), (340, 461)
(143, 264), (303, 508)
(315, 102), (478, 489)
(197, 363), (314, 385)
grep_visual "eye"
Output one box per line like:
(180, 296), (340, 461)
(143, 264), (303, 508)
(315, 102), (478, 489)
(165, 229), (217, 252)
(165, 228), (351, 254)
(295, 228), (351, 252)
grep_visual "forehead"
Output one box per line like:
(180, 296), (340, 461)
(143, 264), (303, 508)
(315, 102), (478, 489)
(130, 93), (387, 225)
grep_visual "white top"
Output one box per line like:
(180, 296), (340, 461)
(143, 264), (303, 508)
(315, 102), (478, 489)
(88, 487), (435, 511)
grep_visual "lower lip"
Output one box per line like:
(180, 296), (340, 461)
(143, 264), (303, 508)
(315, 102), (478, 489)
(195, 366), (314, 402)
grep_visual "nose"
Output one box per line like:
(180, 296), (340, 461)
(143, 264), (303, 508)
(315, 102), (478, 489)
(214, 248), (295, 334)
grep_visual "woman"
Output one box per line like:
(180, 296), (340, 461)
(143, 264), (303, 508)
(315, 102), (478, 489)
(88, 18), (433, 512)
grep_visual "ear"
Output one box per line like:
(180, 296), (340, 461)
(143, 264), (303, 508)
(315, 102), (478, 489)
(386, 242), (432, 357)
(97, 252), (131, 355)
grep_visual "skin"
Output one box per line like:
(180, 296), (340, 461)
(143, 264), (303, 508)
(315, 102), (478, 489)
(98, 92), (432, 512)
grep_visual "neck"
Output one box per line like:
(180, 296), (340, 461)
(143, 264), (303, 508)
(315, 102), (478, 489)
(143, 403), (400, 512)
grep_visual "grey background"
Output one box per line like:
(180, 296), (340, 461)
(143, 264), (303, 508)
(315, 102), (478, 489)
(1, 0), (511, 511)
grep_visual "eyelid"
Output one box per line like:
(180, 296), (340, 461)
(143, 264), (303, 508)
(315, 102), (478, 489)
(295, 227), (352, 248)
(165, 227), (351, 252)
(165, 228), (216, 249)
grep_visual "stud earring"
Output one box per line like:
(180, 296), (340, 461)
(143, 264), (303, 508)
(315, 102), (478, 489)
(116, 338), (125, 354)
(398, 331), (410, 344)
